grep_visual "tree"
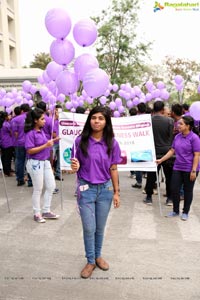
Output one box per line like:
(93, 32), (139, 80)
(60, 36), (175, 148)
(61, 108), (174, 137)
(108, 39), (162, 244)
(163, 56), (200, 103)
(92, 0), (151, 86)
(29, 52), (51, 70)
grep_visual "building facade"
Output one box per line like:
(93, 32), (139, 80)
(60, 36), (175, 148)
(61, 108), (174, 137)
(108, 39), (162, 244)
(0, 0), (21, 68)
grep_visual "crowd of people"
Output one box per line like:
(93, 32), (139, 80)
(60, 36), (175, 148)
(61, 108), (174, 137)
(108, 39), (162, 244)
(130, 101), (200, 221)
(0, 99), (200, 279)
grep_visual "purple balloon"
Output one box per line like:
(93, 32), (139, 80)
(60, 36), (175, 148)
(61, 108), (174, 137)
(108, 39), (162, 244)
(56, 70), (79, 96)
(189, 101), (200, 120)
(112, 84), (119, 92)
(115, 98), (122, 107)
(109, 101), (116, 110)
(73, 19), (98, 47)
(22, 80), (32, 93)
(46, 61), (63, 81)
(45, 8), (72, 39)
(126, 100), (133, 108)
(174, 75), (183, 85)
(197, 85), (200, 94)
(57, 93), (65, 102)
(50, 39), (75, 65)
(99, 96), (107, 105)
(157, 81), (165, 89)
(74, 53), (99, 81)
(113, 111), (120, 118)
(83, 68), (109, 98)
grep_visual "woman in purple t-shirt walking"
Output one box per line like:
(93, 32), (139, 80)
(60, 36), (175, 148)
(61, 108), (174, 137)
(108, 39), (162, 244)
(24, 108), (60, 223)
(71, 106), (121, 279)
(156, 116), (200, 221)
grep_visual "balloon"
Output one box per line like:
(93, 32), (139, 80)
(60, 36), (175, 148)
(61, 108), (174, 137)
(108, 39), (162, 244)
(74, 53), (99, 81)
(189, 101), (200, 120)
(56, 70), (79, 96)
(65, 101), (73, 110)
(50, 39), (75, 65)
(118, 105), (125, 113)
(45, 8), (72, 39)
(197, 85), (200, 94)
(112, 84), (119, 92)
(57, 93), (65, 102)
(145, 81), (154, 91)
(115, 97), (122, 107)
(127, 100), (133, 108)
(42, 71), (51, 84)
(134, 86), (142, 96)
(22, 80), (32, 93)
(99, 96), (107, 105)
(109, 101), (116, 110)
(40, 86), (49, 98)
(157, 81), (165, 89)
(145, 93), (152, 102)
(82, 68), (109, 98)
(30, 85), (37, 95)
(160, 89), (170, 100)
(46, 61), (63, 81)
(73, 19), (98, 47)
(174, 75), (183, 85)
(113, 111), (120, 117)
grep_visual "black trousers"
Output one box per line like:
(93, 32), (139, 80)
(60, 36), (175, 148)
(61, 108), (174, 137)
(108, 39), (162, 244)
(1, 146), (14, 176)
(145, 160), (173, 199)
(171, 170), (197, 214)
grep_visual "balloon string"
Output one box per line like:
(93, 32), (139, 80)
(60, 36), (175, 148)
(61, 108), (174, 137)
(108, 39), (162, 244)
(72, 111), (76, 158)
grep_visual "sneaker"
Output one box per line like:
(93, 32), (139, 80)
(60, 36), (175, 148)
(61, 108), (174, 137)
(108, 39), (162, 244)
(132, 183), (142, 189)
(142, 189), (146, 194)
(42, 212), (60, 219)
(17, 180), (25, 186)
(53, 188), (59, 194)
(34, 214), (46, 223)
(181, 213), (188, 221)
(143, 197), (152, 205)
(166, 199), (173, 206)
(166, 211), (179, 217)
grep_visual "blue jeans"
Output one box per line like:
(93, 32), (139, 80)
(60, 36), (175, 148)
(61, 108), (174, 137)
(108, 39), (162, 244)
(15, 146), (26, 182)
(53, 143), (60, 177)
(78, 179), (113, 264)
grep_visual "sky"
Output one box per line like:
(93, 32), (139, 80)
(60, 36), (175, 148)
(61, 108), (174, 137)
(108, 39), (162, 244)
(18, 0), (200, 67)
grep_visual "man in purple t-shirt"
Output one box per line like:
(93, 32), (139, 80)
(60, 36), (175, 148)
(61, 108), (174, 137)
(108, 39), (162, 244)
(12, 103), (30, 186)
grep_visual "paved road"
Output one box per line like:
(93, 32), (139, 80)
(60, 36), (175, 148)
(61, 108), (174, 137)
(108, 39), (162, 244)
(0, 170), (200, 300)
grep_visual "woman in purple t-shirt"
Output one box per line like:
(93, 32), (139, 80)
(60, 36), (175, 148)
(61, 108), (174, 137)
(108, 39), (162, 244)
(156, 116), (200, 221)
(24, 108), (60, 223)
(71, 106), (122, 279)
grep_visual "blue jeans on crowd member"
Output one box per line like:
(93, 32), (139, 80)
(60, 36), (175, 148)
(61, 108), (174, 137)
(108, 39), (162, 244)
(170, 170), (198, 214)
(53, 143), (60, 178)
(78, 178), (113, 264)
(15, 146), (26, 183)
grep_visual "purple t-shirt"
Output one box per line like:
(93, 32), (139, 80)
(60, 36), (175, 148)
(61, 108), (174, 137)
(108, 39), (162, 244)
(172, 131), (200, 171)
(25, 129), (50, 160)
(72, 136), (122, 184)
(1, 121), (13, 148)
(12, 113), (27, 146)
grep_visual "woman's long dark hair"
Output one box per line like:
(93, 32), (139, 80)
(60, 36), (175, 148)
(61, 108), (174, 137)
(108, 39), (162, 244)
(182, 115), (200, 136)
(24, 107), (44, 133)
(79, 106), (114, 156)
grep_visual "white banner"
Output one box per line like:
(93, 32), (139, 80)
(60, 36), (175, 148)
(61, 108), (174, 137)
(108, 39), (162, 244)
(59, 112), (157, 172)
